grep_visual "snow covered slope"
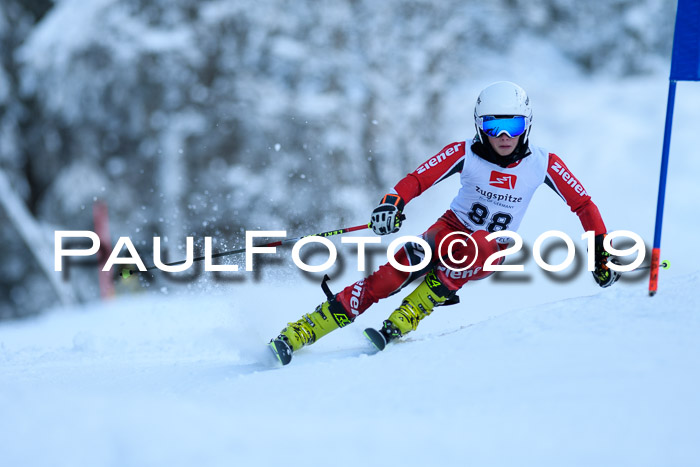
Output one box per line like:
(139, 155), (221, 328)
(1, 273), (698, 467)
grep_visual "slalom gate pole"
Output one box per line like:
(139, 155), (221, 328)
(120, 222), (371, 278)
(648, 0), (700, 295)
(648, 80), (677, 297)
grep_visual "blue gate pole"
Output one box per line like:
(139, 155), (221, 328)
(649, 80), (677, 296)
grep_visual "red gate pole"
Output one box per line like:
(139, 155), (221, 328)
(93, 201), (115, 299)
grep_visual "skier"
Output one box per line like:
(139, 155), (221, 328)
(270, 81), (619, 364)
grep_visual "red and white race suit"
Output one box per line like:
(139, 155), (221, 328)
(335, 140), (607, 319)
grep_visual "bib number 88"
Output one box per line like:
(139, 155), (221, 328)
(467, 202), (512, 232)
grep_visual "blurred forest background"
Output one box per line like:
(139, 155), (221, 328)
(0, 0), (676, 319)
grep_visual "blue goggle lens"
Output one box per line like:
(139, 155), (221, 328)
(480, 116), (527, 138)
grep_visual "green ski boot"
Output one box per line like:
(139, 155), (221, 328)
(364, 271), (454, 350)
(270, 298), (351, 365)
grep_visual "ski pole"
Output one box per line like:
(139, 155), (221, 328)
(609, 259), (670, 277)
(120, 222), (372, 278)
(623, 260), (670, 273)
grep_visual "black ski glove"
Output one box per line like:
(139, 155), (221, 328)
(370, 194), (405, 235)
(592, 233), (621, 288)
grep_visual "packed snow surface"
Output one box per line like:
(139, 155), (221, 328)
(1, 273), (699, 467)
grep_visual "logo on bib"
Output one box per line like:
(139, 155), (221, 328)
(489, 171), (517, 189)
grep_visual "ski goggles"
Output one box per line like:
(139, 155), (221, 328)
(477, 115), (528, 138)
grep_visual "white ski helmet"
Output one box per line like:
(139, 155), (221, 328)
(474, 81), (533, 144)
